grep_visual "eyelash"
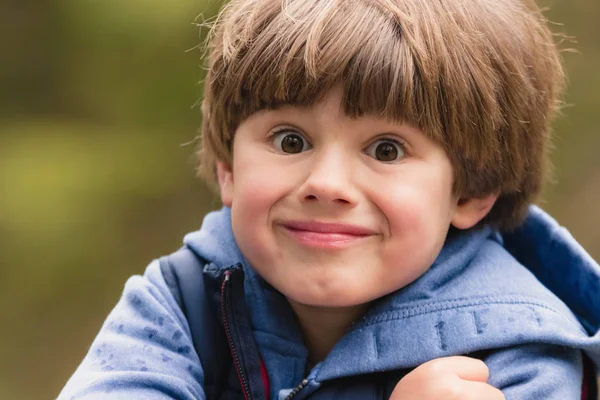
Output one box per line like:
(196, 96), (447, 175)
(271, 127), (304, 138)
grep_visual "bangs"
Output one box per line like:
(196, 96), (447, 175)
(212, 0), (433, 136)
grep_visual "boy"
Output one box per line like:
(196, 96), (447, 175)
(59, 0), (600, 399)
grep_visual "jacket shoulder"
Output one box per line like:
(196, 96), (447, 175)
(58, 260), (206, 399)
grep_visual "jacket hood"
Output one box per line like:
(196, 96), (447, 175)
(503, 206), (600, 334)
(184, 205), (600, 387)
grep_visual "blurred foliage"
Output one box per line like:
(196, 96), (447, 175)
(0, 0), (598, 398)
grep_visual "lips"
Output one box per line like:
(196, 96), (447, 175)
(283, 221), (375, 235)
(279, 220), (376, 249)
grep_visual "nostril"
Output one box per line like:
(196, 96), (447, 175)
(336, 198), (351, 204)
(305, 195), (317, 200)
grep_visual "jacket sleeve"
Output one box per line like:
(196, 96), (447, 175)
(57, 260), (206, 400)
(484, 343), (583, 399)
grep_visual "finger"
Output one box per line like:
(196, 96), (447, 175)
(423, 356), (490, 382)
(457, 381), (505, 400)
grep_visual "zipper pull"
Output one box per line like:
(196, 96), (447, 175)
(284, 379), (308, 400)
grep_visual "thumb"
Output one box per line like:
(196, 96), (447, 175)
(425, 356), (489, 382)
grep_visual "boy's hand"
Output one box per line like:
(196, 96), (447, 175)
(390, 356), (505, 400)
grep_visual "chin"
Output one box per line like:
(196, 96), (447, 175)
(286, 287), (376, 309)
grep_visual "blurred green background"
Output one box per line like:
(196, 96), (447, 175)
(0, 0), (598, 398)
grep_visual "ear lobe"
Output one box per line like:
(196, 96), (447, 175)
(451, 193), (498, 230)
(216, 161), (234, 207)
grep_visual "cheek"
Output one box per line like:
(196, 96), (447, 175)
(231, 155), (285, 211)
(230, 191), (277, 274)
(230, 175), (276, 248)
(229, 157), (293, 267)
(374, 176), (454, 265)
(377, 184), (444, 233)
(381, 167), (454, 224)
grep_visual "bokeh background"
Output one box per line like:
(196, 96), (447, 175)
(0, 0), (598, 398)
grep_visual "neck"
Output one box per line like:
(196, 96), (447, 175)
(288, 300), (371, 363)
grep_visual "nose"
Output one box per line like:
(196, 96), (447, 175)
(297, 148), (358, 207)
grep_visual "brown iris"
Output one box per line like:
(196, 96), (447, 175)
(280, 134), (305, 154)
(374, 142), (398, 161)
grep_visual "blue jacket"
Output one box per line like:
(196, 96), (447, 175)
(59, 206), (600, 399)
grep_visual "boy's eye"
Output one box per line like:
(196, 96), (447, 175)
(364, 139), (405, 162)
(272, 130), (312, 154)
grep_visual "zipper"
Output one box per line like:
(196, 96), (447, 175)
(284, 379), (309, 400)
(221, 270), (253, 400)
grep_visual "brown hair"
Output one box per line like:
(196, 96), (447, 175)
(197, 0), (565, 231)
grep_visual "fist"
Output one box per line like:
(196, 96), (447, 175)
(390, 356), (505, 400)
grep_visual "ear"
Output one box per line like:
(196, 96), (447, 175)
(451, 193), (498, 230)
(216, 161), (234, 207)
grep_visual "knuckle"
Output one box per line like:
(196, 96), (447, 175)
(420, 359), (446, 376)
(444, 381), (464, 400)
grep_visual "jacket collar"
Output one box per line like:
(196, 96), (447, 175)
(184, 206), (600, 385)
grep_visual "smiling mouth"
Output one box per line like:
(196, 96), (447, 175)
(280, 221), (375, 249)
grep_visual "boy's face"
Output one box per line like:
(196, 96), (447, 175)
(218, 88), (489, 308)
